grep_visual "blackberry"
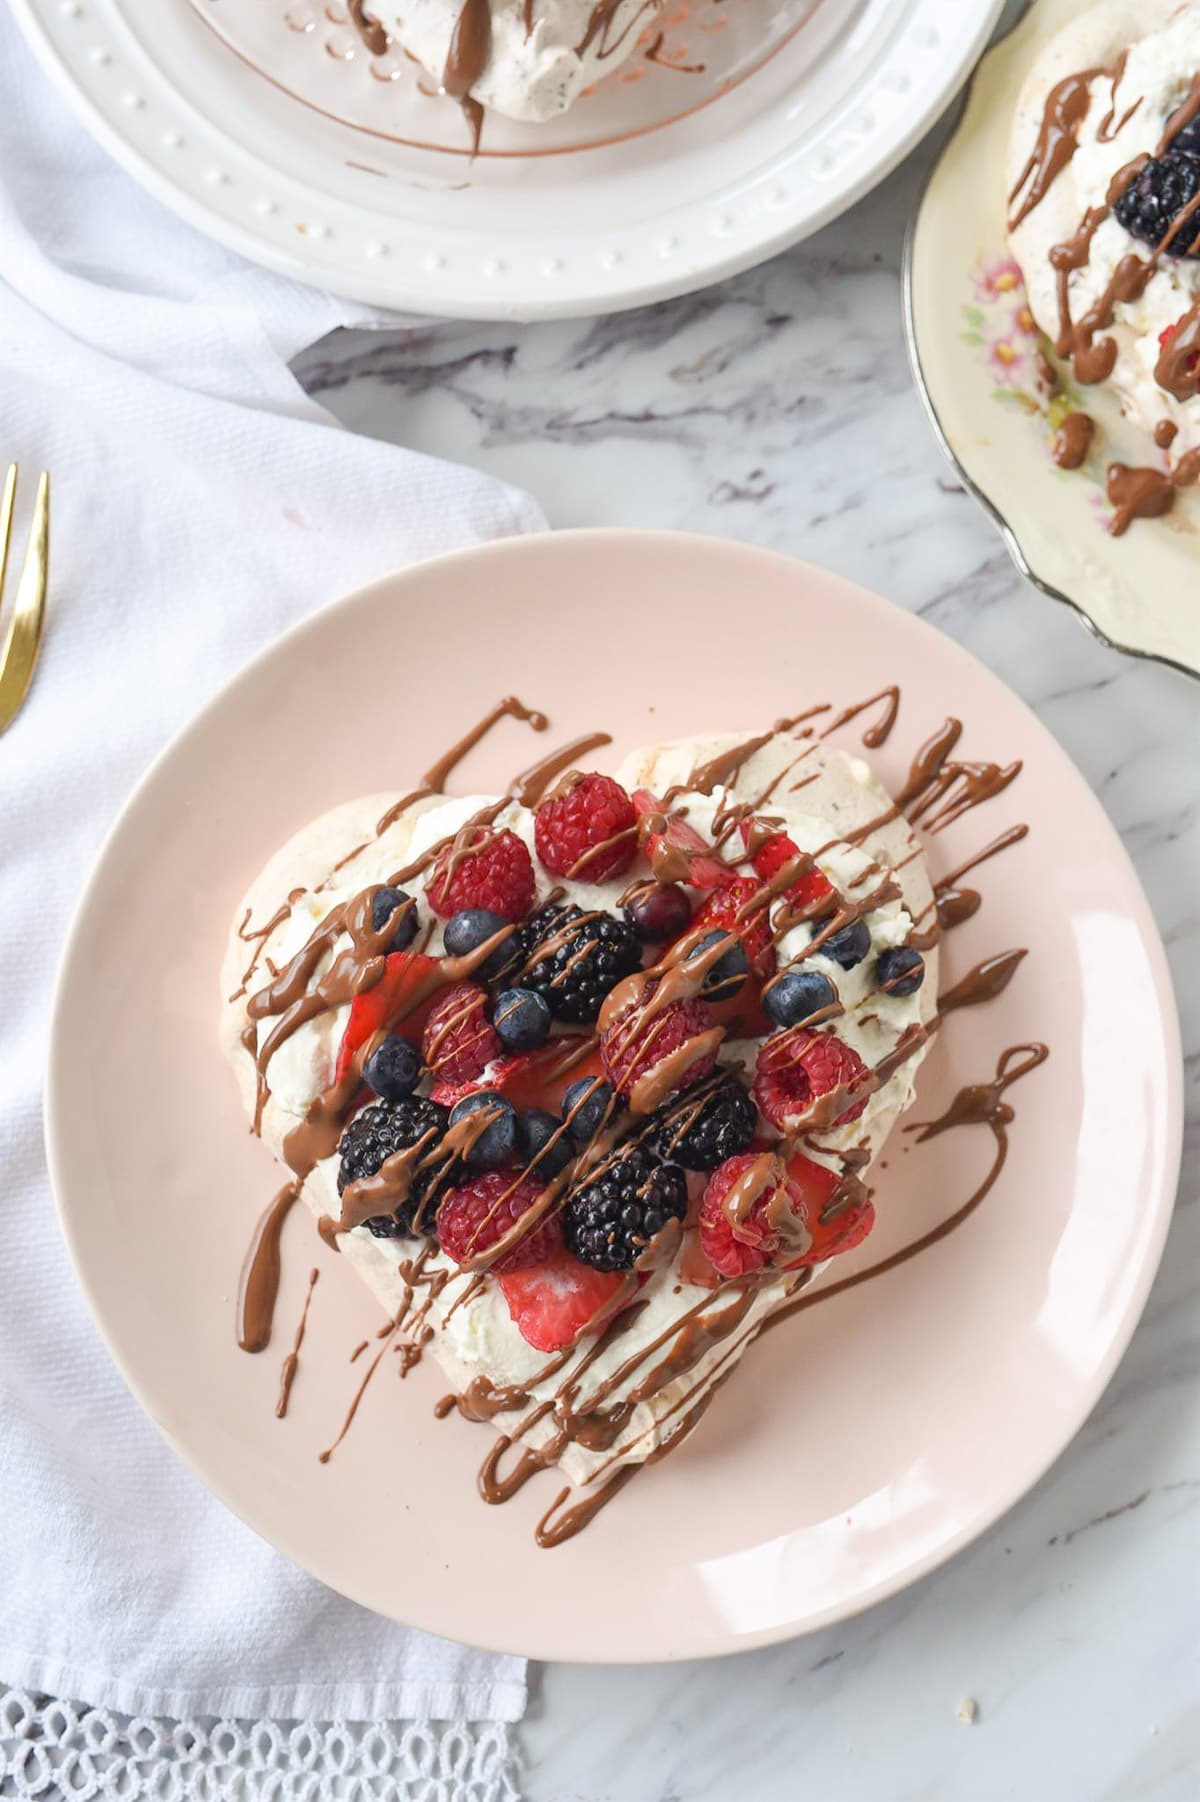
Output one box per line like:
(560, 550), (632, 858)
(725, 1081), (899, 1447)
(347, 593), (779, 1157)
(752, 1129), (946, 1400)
(645, 1073), (757, 1172)
(516, 904), (642, 1024)
(1113, 151), (1200, 257)
(336, 1096), (451, 1239)
(563, 1145), (688, 1271)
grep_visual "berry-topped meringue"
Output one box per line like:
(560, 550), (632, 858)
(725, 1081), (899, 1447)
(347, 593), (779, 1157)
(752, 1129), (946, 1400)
(222, 719), (940, 1532)
(1007, 0), (1200, 528)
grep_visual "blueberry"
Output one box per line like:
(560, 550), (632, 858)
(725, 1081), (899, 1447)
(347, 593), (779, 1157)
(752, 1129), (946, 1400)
(562, 1076), (616, 1147)
(448, 1090), (519, 1171)
(371, 886), (418, 952)
(443, 907), (521, 982)
(624, 882), (692, 942)
(362, 1033), (422, 1101)
(763, 968), (837, 1030)
(493, 986), (552, 1051)
(875, 946), (925, 998)
(815, 917), (871, 970)
(519, 1108), (575, 1178)
(686, 928), (749, 1001)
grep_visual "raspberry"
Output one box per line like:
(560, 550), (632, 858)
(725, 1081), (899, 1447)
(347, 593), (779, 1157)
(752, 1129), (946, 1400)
(534, 772), (637, 883)
(499, 1247), (627, 1351)
(690, 876), (775, 980)
(436, 1171), (562, 1274)
(421, 982), (500, 1085)
(740, 824), (834, 914)
(699, 1148), (870, 1277)
(600, 977), (718, 1107)
(426, 826), (535, 922)
(698, 1152), (809, 1277)
(753, 1027), (872, 1130)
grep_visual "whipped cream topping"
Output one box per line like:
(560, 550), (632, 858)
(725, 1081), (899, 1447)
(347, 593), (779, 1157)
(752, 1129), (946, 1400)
(384, 0), (661, 125)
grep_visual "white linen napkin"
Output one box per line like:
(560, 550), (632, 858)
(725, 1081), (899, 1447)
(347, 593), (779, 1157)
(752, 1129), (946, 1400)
(0, 7), (535, 1795)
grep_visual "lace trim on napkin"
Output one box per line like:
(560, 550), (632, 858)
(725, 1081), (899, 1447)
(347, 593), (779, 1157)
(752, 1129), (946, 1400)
(0, 1690), (520, 1801)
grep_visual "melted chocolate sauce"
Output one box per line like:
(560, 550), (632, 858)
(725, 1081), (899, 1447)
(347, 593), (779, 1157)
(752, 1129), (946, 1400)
(1053, 411), (1094, 469)
(276, 1267), (319, 1418)
(237, 1184), (299, 1353)
(348, 0), (388, 58)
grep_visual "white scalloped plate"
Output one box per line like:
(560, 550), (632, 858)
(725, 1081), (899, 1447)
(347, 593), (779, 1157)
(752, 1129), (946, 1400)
(905, 0), (1200, 681)
(12, 0), (1001, 320)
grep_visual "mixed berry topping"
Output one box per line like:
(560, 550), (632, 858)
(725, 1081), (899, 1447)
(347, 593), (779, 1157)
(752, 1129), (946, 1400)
(753, 1026), (872, 1131)
(623, 881), (692, 943)
(690, 875), (775, 980)
(534, 772), (638, 883)
(493, 986), (552, 1051)
(497, 1249), (626, 1352)
(336, 1096), (451, 1239)
(563, 1145), (688, 1272)
(517, 902), (642, 1024)
(599, 978), (718, 1105)
(815, 916), (872, 971)
(875, 946), (925, 997)
(1114, 148), (1200, 258)
(427, 826), (536, 921)
(315, 759), (932, 1337)
(762, 967), (837, 1031)
(437, 1171), (561, 1274)
(421, 981), (500, 1085)
(442, 906), (523, 982)
(698, 1148), (872, 1278)
(362, 1032), (423, 1102)
(371, 885), (419, 952)
(645, 1071), (757, 1171)
(448, 1090), (519, 1171)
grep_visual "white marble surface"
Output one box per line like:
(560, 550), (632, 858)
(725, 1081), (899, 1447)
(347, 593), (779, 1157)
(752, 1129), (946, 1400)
(292, 113), (1200, 1802)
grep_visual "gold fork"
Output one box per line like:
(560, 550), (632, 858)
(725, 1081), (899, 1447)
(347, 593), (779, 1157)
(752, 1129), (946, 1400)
(0, 465), (50, 737)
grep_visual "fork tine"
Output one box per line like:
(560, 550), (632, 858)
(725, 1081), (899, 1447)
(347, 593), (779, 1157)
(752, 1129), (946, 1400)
(0, 470), (49, 737)
(0, 464), (16, 613)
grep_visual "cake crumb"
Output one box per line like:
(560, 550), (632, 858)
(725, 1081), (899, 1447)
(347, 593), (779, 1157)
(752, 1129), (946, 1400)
(956, 1697), (979, 1726)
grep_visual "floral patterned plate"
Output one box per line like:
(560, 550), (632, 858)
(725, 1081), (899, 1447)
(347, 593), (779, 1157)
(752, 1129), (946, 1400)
(904, 0), (1200, 682)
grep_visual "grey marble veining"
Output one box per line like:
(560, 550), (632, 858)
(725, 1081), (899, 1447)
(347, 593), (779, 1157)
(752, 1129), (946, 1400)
(294, 121), (1200, 1802)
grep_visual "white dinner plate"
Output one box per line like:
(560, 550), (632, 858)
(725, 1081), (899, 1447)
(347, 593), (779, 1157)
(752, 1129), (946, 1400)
(13, 0), (1003, 319)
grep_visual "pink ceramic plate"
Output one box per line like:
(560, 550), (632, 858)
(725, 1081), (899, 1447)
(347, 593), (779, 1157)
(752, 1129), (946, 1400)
(46, 532), (1181, 1661)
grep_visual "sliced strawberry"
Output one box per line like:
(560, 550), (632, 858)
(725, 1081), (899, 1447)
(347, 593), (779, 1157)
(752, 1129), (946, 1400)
(335, 951), (440, 1085)
(499, 1247), (627, 1351)
(785, 1150), (876, 1264)
(739, 822), (834, 913)
(631, 788), (734, 891)
(488, 1035), (603, 1112)
(690, 876), (776, 981)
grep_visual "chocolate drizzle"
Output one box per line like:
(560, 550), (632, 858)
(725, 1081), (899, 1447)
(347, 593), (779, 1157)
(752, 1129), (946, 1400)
(1009, 67), (1108, 231)
(1053, 411), (1094, 470)
(237, 1184), (299, 1353)
(276, 1267), (319, 1419)
(348, 1), (388, 58)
